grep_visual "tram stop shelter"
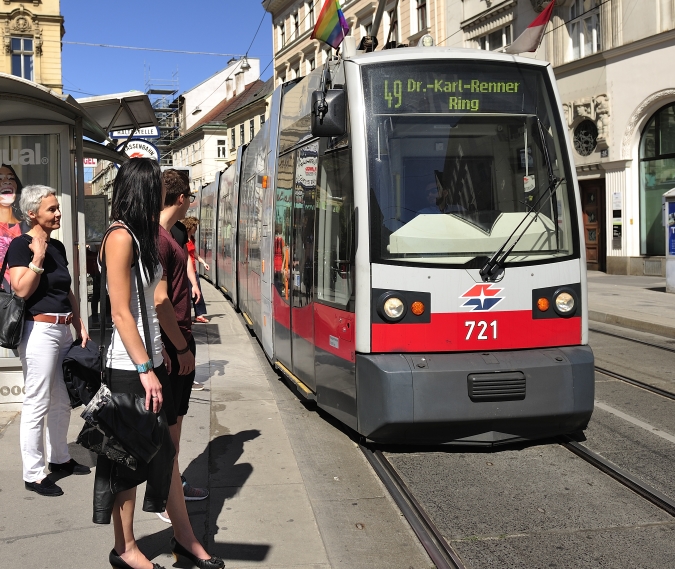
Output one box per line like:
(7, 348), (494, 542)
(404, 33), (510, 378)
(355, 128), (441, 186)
(0, 74), (158, 409)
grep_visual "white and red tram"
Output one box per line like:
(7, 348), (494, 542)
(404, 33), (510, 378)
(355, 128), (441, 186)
(197, 46), (594, 445)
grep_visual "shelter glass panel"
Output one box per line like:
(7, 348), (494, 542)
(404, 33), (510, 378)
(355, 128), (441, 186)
(0, 132), (61, 358)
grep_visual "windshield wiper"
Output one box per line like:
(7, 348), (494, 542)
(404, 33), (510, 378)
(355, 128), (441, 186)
(479, 117), (562, 282)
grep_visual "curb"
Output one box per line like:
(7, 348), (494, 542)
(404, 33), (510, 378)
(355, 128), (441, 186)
(589, 310), (675, 339)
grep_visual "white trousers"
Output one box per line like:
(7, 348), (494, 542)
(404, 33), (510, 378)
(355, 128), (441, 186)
(18, 319), (74, 483)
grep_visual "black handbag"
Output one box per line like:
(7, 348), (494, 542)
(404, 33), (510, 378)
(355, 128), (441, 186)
(0, 252), (26, 349)
(77, 225), (164, 469)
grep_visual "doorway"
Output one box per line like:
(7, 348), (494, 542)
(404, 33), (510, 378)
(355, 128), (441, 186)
(579, 179), (606, 272)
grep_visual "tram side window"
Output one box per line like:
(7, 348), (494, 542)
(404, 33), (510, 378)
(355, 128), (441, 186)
(316, 149), (355, 311)
(274, 152), (295, 303)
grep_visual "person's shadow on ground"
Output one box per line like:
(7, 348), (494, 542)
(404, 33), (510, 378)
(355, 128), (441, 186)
(137, 429), (269, 565)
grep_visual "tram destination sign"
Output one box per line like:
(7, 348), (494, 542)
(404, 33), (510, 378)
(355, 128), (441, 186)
(363, 62), (544, 115)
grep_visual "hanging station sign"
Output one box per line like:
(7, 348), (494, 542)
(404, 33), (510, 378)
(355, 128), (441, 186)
(110, 126), (160, 139)
(115, 139), (160, 163)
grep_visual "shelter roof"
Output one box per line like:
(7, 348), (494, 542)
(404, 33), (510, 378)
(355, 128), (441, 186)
(76, 91), (158, 134)
(0, 73), (108, 142)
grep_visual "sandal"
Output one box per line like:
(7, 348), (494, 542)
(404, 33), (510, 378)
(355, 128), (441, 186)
(194, 316), (209, 323)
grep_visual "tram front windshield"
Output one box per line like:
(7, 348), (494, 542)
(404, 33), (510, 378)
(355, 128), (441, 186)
(363, 61), (577, 266)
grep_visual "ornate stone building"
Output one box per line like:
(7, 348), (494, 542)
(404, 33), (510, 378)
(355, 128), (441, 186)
(0, 1), (63, 92)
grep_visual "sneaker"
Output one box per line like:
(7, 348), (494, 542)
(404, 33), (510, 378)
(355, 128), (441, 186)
(192, 381), (205, 391)
(25, 478), (64, 497)
(49, 458), (91, 476)
(181, 475), (209, 501)
(156, 511), (171, 523)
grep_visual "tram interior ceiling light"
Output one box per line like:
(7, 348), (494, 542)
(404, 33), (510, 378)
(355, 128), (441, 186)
(192, 106), (202, 115)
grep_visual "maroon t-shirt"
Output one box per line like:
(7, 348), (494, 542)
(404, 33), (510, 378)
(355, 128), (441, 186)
(158, 225), (192, 343)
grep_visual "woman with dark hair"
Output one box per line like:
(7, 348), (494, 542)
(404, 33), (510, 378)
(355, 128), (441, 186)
(0, 164), (23, 288)
(97, 158), (223, 569)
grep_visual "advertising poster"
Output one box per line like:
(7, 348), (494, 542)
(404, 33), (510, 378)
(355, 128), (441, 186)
(0, 133), (60, 357)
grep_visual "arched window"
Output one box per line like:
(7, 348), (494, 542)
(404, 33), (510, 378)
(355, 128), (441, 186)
(640, 103), (675, 255)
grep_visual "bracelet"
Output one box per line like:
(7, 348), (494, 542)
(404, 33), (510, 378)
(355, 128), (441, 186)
(28, 262), (44, 275)
(176, 344), (191, 355)
(135, 359), (154, 373)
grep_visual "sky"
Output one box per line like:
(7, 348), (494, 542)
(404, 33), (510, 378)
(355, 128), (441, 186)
(60, 0), (274, 99)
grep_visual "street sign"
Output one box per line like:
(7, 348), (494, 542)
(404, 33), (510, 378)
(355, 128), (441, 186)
(110, 126), (160, 139)
(115, 139), (160, 164)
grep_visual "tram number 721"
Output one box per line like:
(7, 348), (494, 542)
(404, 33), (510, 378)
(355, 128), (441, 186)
(465, 320), (497, 341)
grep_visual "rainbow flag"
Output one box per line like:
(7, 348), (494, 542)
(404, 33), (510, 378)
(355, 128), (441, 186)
(311, 0), (350, 49)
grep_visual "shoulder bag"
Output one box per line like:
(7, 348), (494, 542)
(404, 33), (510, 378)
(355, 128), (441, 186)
(0, 241), (26, 349)
(77, 225), (165, 470)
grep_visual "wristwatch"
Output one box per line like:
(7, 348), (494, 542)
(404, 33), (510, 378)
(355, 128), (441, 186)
(135, 359), (154, 373)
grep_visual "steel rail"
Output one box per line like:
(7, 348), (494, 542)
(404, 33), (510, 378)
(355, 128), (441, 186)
(595, 366), (675, 401)
(360, 445), (467, 569)
(589, 327), (675, 354)
(559, 436), (675, 517)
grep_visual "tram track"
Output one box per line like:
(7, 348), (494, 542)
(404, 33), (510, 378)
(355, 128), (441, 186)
(595, 366), (675, 401)
(360, 444), (467, 569)
(589, 326), (675, 354)
(558, 436), (675, 518)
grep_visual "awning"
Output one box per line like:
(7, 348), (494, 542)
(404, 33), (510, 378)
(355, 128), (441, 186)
(83, 139), (128, 164)
(76, 91), (158, 134)
(0, 73), (108, 142)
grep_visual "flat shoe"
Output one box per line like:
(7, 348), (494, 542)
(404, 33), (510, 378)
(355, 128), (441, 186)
(25, 478), (63, 497)
(49, 458), (91, 475)
(194, 316), (209, 323)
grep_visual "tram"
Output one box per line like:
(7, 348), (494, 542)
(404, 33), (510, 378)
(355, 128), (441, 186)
(195, 45), (595, 445)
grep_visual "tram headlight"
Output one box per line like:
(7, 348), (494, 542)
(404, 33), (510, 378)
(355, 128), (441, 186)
(383, 297), (406, 320)
(554, 290), (576, 317)
(377, 293), (408, 322)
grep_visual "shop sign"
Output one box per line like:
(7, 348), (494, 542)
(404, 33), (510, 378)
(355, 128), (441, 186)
(115, 139), (160, 163)
(110, 126), (160, 139)
(83, 157), (97, 168)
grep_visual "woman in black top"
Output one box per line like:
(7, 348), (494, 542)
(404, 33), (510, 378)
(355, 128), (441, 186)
(7, 184), (90, 498)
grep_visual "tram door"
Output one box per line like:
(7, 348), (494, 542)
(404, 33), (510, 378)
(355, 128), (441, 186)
(238, 176), (254, 315)
(290, 142), (319, 391)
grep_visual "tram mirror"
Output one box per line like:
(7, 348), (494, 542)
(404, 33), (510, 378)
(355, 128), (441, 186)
(311, 89), (346, 137)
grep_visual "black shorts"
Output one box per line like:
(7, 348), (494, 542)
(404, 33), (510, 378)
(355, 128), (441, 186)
(107, 364), (177, 426)
(165, 335), (196, 418)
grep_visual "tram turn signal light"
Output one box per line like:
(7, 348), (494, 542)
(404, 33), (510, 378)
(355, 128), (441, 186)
(411, 301), (425, 316)
(262, 175), (269, 189)
(536, 297), (550, 312)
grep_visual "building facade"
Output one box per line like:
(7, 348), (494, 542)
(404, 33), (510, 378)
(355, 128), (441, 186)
(0, 0), (63, 92)
(265, 0), (446, 85)
(171, 78), (274, 191)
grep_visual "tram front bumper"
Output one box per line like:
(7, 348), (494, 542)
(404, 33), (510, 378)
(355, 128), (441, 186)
(356, 346), (594, 445)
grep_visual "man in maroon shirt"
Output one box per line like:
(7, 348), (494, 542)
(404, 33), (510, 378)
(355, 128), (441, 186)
(155, 169), (208, 522)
